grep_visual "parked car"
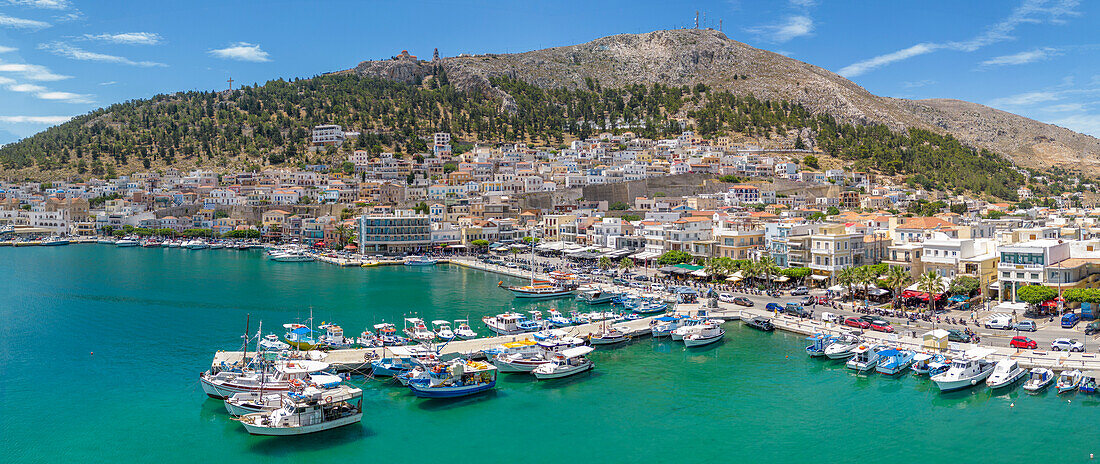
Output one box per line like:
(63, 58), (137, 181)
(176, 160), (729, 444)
(860, 315), (889, 327)
(1010, 336), (1038, 349)
(718, 293), (735, 303)
(1051, 338), (1085, 352)
(633, 275), (649, 281)
(844, 317), (870, 329)
(869, 321), (894, 333)
(791, 286), (809, 296)
(732, 297), (754, 307)
(946, 329), (972, 343)
(1061, 312), (1081, 329)
(1086, 320), (1100, 335)
(799, 296), (816, 306)
(785, 304), (811, 318)
(765, 302), (784, 312)
(984, 316), (1014, 330)
(1014, 320), (1037, 332)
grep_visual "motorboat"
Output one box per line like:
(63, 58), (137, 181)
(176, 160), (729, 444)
(986, 359), (1027, 390)
(283, 323), (319, 350)
(432, 320), (455, 341)
(182, 239), (208, 250)
(41, 237), (70, 246)
(371, 356), (417, 377)
(115, 238), (139, 247)
(259, 334), (291, 352)
(140, 239), (161, 247)
(453, 319), (478, 340)
(683, 321), (725, 347)
(744, 317), (774, 332)
(823, 335), (861, 360)
(199, 360), (335, 399)
(533, 346), (595, 380)
(407, 359), (497, 398)
(629, 300), (669, 315)
(910, 353), (947, 375)
(403, 255), (438, 266)
(670, 319), (704, 341)
(403, 317), (435, 343)
(238, 385), (362, 436)
(482, 312), (539, 335)
(930, 348), (996, 392)
(1080, 374), (1098, 394)
(805, 333), (837, 357)
(224, 391), (283, 416)
(269, 250), (314, 262)
(371, 323), (407, 346)
(1022, 368), (1055, 392)
(492, 349), (553, 373)
(545, 310), (571, 327)
(1057, 370), (1084, 394)
(576, 288), (618, 304)
(588, 327), (629, 346)
(651, 315), (688, 338)
(846, 345), (885, 373)
(481, 339), (541, 361)
(316, 324), (354, 349)
(875, 349), (916, 376)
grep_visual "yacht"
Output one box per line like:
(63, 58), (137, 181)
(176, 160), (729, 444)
(846, 345), (885, 373)
(930, 348), (996, 392)
(269, 250), (314, 262)
(805, 333), (836, 357)
(115, 238), (139, 247)
(576, 288), (618, 304)
(823, 335), (862, 360)
(1022, 368), (1055, 392)
(238, 385), (362, 436)
(1057, 370), (1084, 394)
(453, 319), (478, 340)
(403, 256), (438, 266)
(403, 317), (435, 343)
(182, 239), (208, 250)
(407, 359), (497, 398)
(986, 359), (1027, 390)
(683, 321), (725, 347)
(533, 346), (595, 380)
(482, 312), (539, 335)
(432, 320), (455, 341)
(875, 349), (916, 376)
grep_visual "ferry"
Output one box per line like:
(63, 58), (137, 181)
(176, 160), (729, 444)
(408, 359), (497, 398)
(238, 385), (363, 436)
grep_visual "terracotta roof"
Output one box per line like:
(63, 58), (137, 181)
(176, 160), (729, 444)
(898, 217), (954, 230)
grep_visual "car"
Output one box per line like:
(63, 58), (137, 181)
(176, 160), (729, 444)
(1014, 320), (1037, 332)
(860, 315), (889, 327)
(790, 286), (809, 296)
(1086, 320), (1100, 335)
(633, 275), (649, 281)
(1061, 312), (1081, 328)
(869, 321), (894, 333)
(799, 296), (816, 306)
(732, 297), (754, 307)
(844, 317), (870, 329)
(785, 304), (811, 318)
(946, 329), (972, 343)
(649, 284), (665, 292)
(613, 278), (630, 286)
(1051, 338), (1085, 352)
(718, 292), (735, 303)
(984, 316), (1014, 330)
(765, 302), (783, 312)
(1010, 336), (1038, 349)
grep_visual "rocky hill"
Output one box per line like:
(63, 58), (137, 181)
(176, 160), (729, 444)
(348, 28), (1100, 175)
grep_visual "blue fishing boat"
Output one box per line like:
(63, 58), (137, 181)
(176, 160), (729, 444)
(910, 353), (946, 375)
(371, 357), (417, 377)
(408, 359), (497, 398)
(805, 333), (837, 357)
(875, 349), (916, 376)
(629, 299), (668, 315)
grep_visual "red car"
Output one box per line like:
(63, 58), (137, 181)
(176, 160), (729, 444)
(1010, 336), (1037, 349)
(869, 321), (894, 333)
(844, 317), (870, 329)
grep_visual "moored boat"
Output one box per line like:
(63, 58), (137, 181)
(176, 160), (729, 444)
(986, 359), (1027, 390)
(805, 333), (836, 357)
(283, 323), (320, 350)
(482, 312), (539, 335)
(930, 348), (996, 392)
(910, 353), (947, 375)
(238, 385), (362, 436)
(875, 349), (916, 376)
(453, 319), (478, 340)
(408, 359), (497, 398)
(1022, 368), (1055, 392)
(533, 346), (595, 380)
(576, 288), (618, 304)
(432, 320), (455, 341)
(683, 321), (725, 347)
(403, 255), (438, 266)
(823, 335), (861, 360)
(846, 344), (885, 373)
(744, 317), (774, 332)
(1057, 370), (1083, 394)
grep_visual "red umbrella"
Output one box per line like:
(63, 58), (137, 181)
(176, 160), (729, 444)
(1041, 300), (1058, 307)
(313, 241), (325, 248)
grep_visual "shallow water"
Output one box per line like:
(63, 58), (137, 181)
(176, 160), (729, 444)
(2, 246), (1097, 463)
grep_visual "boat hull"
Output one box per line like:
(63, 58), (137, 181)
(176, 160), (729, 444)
(492, 358), (549, 373)
(988, 370), (1027, 389)
(199, 375), (290, 400)
(933, 370), (994, 392)
(242, 413), (362, 436)
(409, 380), (495, 398)
(684, 333), (724, 347)
(534, 362), (593, 380)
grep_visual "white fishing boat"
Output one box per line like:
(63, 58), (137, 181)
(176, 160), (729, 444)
(576, 288), (618, 304)
(683, 321), (725, 347)
(823, 335), (862, 360)
(259, 334), (291, 352)
(238, 385), (362, 436)
(588, 327), (628, 346)
(1057, 369), (1084, 394)
(533, 346), (595, 380)
(432, 320), (455, 341)
(492, 349), (553, 373)
(670, 318), (704, 341)
(986, 359), (1027, 389)
(403, 255), (438, 266)
(1023, 368), (1055, 392)
(846, 345), (885, 372)
(545, 310), (571, 327)
(316, 323), (354, 349)
(482, 312), (539, 335)
(930, 348), (996, 392)
(224, 391), (283, 416)
(453, 319), (478, 340)
(199, 360), (335, 399)
(403, 317), (435, 342)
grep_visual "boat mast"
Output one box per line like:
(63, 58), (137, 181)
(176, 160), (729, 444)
(241, 313), (251, 364)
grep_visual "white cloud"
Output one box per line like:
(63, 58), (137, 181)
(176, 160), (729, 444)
(1043, 103), (1085, 112)
(0, 46), (15, 53)
(747, 15), (813, 43)
(83, 32), (162, 46)
(1050, 114), (1100, 137)
(981, 47), (1060, 67)
(8, 83), (45, 92)
(6, 0), (70, 9)
(208, 42), (271, 62)
(0, 76), (13, 85)
(98, 80), (116, 86)
(38, 41), (167, 67)
(902, 79), (937, 88)
(0, 115), (72, 124)
(0, 61), (69, 81)
(0, 12), (50, 29)
(35, 90), (92, 103)
(837, 0), (1079, 77)
(789, 0), (816, 6)
(988, 90), (1062, 107)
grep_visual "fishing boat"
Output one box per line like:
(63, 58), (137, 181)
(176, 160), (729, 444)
(371, 356), (417, 377)
(432, 320), (455, 341)
(403, 317), (435, 343)
(199, 360), (335, 399)
(115, 238), (139, 247)
(805, 333), (836, 357)
(576, 288), (618, 304)
(482, 312), (539, 335)
(1057, 370), (1083, 394)
(140, 238), (160, 247)
(492, 348), (554, 373)
(823, 335), (861, 360)
(1080, 374), (1097, 394)
(224, 391), (283, 416)
(545, 310), (571, 327)
(481, 339), (541, 361)
(846, 345), (885, 373)
(533, 346), (595, 380)
(875, 349), (916, 376)
(238, 385), (362, 436)
(629, 299), (669, 315)
(651, 315), (687, 338)
(670, 318), (705, 341)
(259, 334), (291, 352)
(930, 348), (996, 392)
(911, 353), (947, 375)
(41, 237), (70, 246)
(588, 327), (629, 346)
(283, 323), (320, 350)
(182, 239), (208, 250)
(527, 310), (548, 329)
(453, 319), (478, 340)
(986, 359), (1027, 390)
(316, 324), (354, 349)
(407, 359), (497, 398)
(1022, 368), (1055, 392)
(403, 255), (438, 266)
(683, 321), (725, 347)
(371, 323), (407, 346)
(744, 317), (775, 332)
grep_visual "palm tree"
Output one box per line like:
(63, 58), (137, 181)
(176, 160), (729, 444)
(883, 265), (912, 310)
(855, 266), (876, 308)
(740, 259), (760, 288)
(836, 267), (856, 301)
(334, 223), (353, 248)
(597, 256), (613, 271)
(757, 256), (780, 290)
(916, 271), (946, 321)
(618, 257), (635, 273)
(704, 258), (724, 282)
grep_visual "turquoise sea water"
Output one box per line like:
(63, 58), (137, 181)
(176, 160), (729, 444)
(2, 245), (1099, 463)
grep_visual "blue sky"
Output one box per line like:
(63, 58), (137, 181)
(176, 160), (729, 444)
(0, 0), (1096, 145)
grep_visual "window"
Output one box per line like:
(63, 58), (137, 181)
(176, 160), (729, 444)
(1030, 273), (1039, 280)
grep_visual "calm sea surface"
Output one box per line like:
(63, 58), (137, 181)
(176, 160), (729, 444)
(2, 245), (1097, 463)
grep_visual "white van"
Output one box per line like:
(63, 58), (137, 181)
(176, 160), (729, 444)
(984, 315), (1013, 330)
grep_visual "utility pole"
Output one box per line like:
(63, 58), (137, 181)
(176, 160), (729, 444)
(695, 11), (699, 29)
(719, 19), (723, 32)
(227, 77), (234, 91)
